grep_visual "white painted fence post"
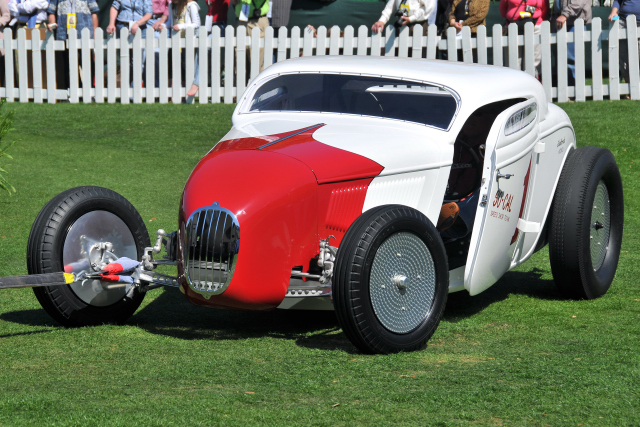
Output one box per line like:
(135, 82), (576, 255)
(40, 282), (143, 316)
(507, 23), (519, 69)
(626, 15), (640, 100)
(290, 26), (301, 58)
(492, 24), (503, 67)
(171, 29), (181, 103)
(357, 26), (368, 56)
(45, 29), (57, 103)
(107, 31), (117, 103)
(277, 26), (288, 61)
(223, 25), (235, 104)
(132, 30), (143, 103)
(540, 21), (553, 101)
(249, 26), (260, 81)
(384, 25), (395, 56)
(95, 29), (105, 103)
(210, 26), (222, 104)
(461, 26), (473, 63)
(68, 29), (80, 103)
(145, 28), (155, 104)
(158, 27), (169, 103)
(398, 26), (409, 57)
(447, 27), (457, 61)
(263, 26), (275, 68)
(198, 27), (208, 104)
(184, 27), (195, 103)
(329, 25), (341, 55)
(557, 25), (569, 102)
(371, 27), (382, 56)
(31, 29), (43, 103)
(317, 26), (328, 56)
(343, 26), (354, 56)
(236, 27), (247, 99)
(120, 28), (131, 103)
(523, 22), (535, 76)
(476, 25), (487, 64)
(574, 19), (586, 102)
(411, 25), (422, 59)
(17, 29), (28, 102)
(608, 21), (620, 100)
(426, 24), (437, 59)
(81, 28), (92, 103)
(591, 18), (604, 101)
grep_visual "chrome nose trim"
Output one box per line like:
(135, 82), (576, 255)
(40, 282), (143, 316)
(184, 202), (240, 298)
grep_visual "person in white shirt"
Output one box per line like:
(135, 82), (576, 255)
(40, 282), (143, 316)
(8, 0), (48, 28)
(371, 0), (436, 34)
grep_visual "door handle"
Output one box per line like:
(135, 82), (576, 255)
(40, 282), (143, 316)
(496, 170), (514, 181)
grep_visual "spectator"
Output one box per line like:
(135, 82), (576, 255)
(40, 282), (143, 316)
(206, 0), (229, 33)
(232, 0), (268, 72)
(552, 0), (591, 85)
(8, 0), (48, 29)
(106, 0), (152, 38)
(47, 0), (99, 39)
(47, 0), (99, 91)
(372, 0), (436, 35)
(609, 0), (640, 86)
(149, 0), (170, 89)
(107, 0), (152, 95)
(448, 0), (490, 36)
(171, 0), (200, 96)
(500, 0), (549, 78)
(270, 0), (291, 34)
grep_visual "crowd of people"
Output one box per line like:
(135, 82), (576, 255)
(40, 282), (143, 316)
(0, 0), (638, 94)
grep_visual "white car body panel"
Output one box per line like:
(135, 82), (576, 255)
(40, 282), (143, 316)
(222, 56), (577, 298)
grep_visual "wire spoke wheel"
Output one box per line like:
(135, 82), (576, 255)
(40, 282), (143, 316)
(370, 232), (436, 334)
(332, 205), (448, 354)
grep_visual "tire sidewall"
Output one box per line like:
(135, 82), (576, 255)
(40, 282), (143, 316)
(334, 205), (449, 353)
(579, 152), (624, 298)
(30, 187), (149, 326)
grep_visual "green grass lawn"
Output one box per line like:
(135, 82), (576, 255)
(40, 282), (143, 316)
(0, 101), (638, 426)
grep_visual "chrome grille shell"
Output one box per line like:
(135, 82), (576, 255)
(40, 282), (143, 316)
(184, 202), (240, 298)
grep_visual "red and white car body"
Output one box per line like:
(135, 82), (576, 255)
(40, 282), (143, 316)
(177, 56), (575, 311)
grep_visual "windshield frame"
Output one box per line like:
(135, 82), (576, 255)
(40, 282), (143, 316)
(237, 71), (461, 132)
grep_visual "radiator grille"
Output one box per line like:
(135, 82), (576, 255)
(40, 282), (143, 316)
(184, 203), (240, 298)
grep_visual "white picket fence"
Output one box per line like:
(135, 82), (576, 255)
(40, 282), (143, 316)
(1, 15), (639, 104)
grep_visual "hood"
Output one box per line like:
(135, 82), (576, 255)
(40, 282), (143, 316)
(214, 123), (384, 184)
(219, 116), (452, 180)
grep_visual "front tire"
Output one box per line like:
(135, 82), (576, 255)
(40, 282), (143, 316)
(332, 205), (449, 354)
(549, 147), (624, 299)
(27, 186), (150, 326)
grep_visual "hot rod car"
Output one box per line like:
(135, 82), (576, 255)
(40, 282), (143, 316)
(2, 57), (624, 354)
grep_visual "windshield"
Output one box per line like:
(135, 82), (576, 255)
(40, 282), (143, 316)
(247, 74), (458, 130)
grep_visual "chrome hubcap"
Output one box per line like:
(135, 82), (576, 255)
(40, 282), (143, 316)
(590, 181), (611, 271)
(369, 232), (436, 334)
(63, 211), (137, 306)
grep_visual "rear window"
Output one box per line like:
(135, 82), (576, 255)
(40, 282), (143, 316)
(247, 74), (458, 130)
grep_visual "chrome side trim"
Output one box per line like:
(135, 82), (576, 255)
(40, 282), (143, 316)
(257, 124), (324, 150)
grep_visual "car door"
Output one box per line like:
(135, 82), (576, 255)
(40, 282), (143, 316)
(464, 100), (539, 296)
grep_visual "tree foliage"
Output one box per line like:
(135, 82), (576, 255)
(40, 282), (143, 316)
(0, 100), (16, 195)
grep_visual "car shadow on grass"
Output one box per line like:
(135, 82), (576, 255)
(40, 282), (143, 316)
(443, 267), (563, 323)
(0, 267), (563, 350)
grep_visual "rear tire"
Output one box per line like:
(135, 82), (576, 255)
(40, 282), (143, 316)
(332, 205), (448, 354)
(27, 186), (150, 326)
(549, 147), (624, 299)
